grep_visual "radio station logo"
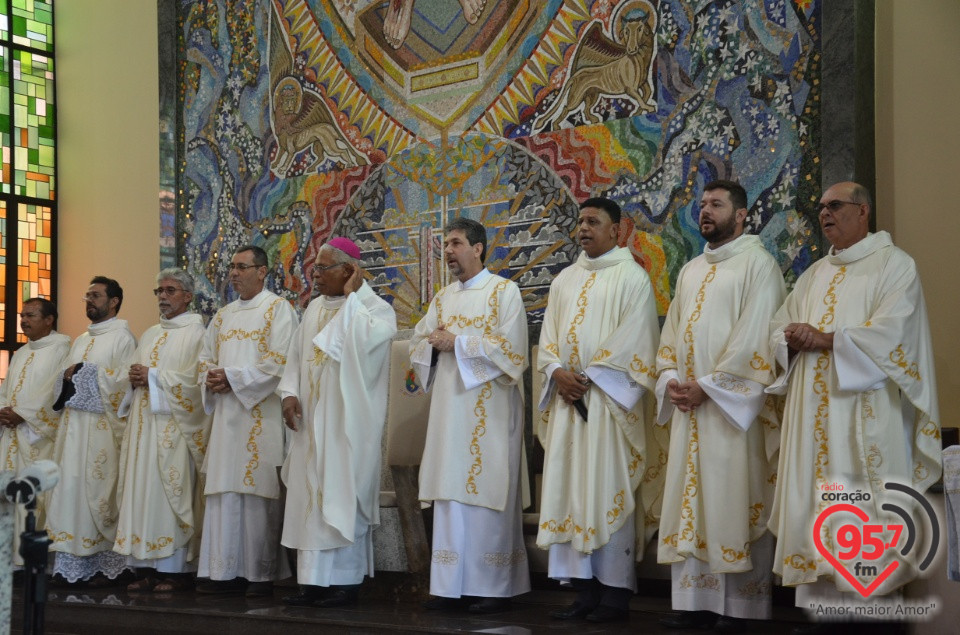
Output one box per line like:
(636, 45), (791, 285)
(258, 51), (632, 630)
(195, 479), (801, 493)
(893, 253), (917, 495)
(813, 481), (939, 599)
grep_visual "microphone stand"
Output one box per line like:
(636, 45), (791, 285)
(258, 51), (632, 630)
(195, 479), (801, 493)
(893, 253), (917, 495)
(18, 496), (51, 634)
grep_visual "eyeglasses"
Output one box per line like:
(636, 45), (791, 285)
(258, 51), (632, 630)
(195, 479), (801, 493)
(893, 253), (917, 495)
(153, 286), (184, 297)
(228, 263), (262, 271)
(82, 292), (105, 301)
(312, 262), (345, 274)
(817, 200), (862, 214)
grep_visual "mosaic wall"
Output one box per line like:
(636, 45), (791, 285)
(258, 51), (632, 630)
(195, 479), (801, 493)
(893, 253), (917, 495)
(177, 0), (823, 325)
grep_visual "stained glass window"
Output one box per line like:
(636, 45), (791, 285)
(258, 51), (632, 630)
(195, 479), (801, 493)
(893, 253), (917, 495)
(0, 0), (54, 378)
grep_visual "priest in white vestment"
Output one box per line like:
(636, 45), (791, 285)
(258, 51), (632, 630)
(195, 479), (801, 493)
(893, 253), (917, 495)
(114, 269), (210, 592)
(279, 237), (397, 608)
(411, 218), (530, 613)
(0, 298), (70, 566)
(196, 245), (298, 596)
(654, 181), (785, 633)
(47, 276), (138, 584)
(767, 183), (940, 630)
(537, 197), (665, 624)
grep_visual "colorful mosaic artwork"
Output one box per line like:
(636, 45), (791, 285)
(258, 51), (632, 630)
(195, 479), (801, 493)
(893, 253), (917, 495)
(178, 0), (823, 325)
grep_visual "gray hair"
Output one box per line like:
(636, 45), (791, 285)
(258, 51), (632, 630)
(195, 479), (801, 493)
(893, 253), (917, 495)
(318, 244), (361, 267)
(850, 183), (873, 211)
(156, 268), (196, 295)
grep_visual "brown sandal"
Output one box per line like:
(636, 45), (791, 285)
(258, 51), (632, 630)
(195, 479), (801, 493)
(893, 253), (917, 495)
(127, 576), (158, 592)
(154, 577), (194, 592)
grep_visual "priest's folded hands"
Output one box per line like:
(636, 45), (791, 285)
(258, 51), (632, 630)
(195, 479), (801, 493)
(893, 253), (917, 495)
(204, 367), (233, 393)
(783, 322), (834, 352)
(552, 368), (590, 404)
(427, 324), (456, 352)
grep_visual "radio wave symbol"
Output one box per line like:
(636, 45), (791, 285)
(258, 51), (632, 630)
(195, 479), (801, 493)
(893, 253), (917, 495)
(883, 482), (940, 571)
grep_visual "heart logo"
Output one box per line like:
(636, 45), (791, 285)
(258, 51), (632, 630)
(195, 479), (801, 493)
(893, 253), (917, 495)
(812, 503), (900, 598)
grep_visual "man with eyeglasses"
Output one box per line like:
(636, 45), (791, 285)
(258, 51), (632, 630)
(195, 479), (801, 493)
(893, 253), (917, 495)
(113, 268), (210, 592)
(0, 298), (70, 567)
(766, 182), (940, 633)
(278, 237), (396, 608)
(655, 181), (785, 634)
(196, 245), (298, 597)
(47, 276), (138, 585)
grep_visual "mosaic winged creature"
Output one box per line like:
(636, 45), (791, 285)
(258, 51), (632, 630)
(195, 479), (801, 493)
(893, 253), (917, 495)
(268, 12), (366, 176)
(536, 9), (656, 130)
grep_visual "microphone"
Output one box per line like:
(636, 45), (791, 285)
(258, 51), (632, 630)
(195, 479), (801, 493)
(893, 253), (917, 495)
(572, 371), (590, 421)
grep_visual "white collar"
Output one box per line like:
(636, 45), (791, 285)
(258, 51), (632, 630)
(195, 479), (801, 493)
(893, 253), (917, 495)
(458, 268), (492, 291)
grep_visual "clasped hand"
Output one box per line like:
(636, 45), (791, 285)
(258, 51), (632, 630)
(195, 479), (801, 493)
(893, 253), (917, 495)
(0, 406), (24, 428)
(667, 379), (707, 413)
(205, 368), (232, 394)
(783, 322), (833, 352)
(427, 324), (456, 352)
(553, 368), (589, 404)
(129, 363), (150, 389)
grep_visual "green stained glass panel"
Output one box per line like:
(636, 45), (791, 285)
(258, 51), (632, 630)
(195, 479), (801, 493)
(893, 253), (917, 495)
(0, 47), (8, 194)
(12, 0), (53, 52)
(13, 48), (54, 199)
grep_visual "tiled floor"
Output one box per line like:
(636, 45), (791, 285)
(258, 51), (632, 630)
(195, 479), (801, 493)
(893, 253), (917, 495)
(13, 583), (812, 634)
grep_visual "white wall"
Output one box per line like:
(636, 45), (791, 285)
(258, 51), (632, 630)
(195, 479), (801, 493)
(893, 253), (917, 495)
(875, 0), (960, 442)
(876, 2), (960, 631)
(57, 0), (161, 339)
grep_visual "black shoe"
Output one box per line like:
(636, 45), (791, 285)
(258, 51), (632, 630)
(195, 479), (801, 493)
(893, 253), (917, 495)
(318, 587), (359, 608)
(549, 601), (595, 620)
(422, 596), (470, 611)
(714, 615), (746, 634)
(660, 610), (717, 629)
(283, 586), (327, 607)
(586, 605), (630, 623)
(469, 597), (511, 614)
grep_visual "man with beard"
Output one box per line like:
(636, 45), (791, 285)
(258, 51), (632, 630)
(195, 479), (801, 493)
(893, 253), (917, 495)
(0, 298), (71, 566)
(279, 238), (396, 608)
(410, 218), (530, 613)
(655, 180), (785, 633)
(196, 245), (298, 596)
(767, 183), (939, 634)
(537, 197), (664, 623)
(114, 269), (210, 592)
(47, 277), (138, 584)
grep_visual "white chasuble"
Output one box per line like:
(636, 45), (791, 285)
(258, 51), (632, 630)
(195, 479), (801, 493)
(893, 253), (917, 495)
(279, 283), (396, 555)
(114, 313), (210, 565)
(0, 331), (70, 562)
(768, 232), (940, 594)
(411, 270), (531, 597)
(47, 319), (137, 558)
(411, 271), (528, 512)
(536, 247), (667, 557)
(656, 234), (785, 573)
(198, 290), (297, 499)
